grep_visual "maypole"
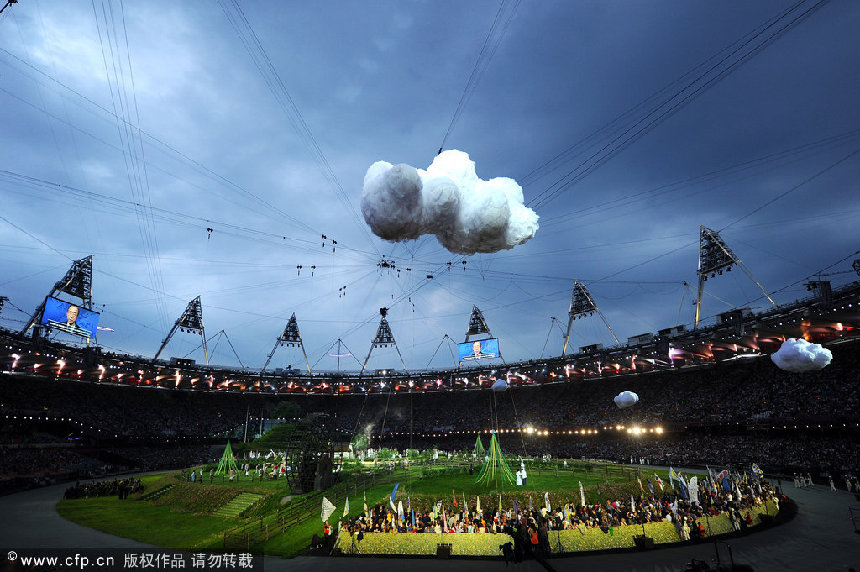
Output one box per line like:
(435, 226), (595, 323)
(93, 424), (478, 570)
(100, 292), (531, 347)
(475, 431), (515, 489)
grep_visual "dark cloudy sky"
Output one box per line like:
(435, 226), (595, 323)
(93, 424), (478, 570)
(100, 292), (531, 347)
(1, 0), (858, 371)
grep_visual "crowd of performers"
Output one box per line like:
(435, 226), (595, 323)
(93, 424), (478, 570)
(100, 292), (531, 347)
(337, 471), (782, 557)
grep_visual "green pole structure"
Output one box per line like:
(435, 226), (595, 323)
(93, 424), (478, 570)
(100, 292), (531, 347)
(475, 432), (515, 488)
(215, 440), (239, 478)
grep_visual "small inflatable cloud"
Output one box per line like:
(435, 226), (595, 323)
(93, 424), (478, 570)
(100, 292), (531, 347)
(614, 390), (639, 409)
(491, 378), (509, 392)
(361, 150), (539, 255)
(771, 338), (832, 372)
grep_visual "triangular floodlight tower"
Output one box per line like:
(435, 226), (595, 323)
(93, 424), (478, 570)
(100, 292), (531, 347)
(562, 280), (619, 356)
(262, 313), (311, 373)
(153, 296), (209, 366)
(360, 307), (407, 375)
(22, 255), (95, 345)
(694, 226), (775, 329)
(462, 305), (504, 363)
(465, 305), (492, 340)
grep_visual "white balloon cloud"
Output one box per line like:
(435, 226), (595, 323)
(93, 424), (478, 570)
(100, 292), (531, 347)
(770, 338), (832, 372)
(361, 150), (539, 255)
(491, 378), (509, 392)
(614, 390), (639, 409)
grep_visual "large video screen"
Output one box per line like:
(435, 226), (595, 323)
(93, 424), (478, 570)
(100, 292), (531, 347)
(40, 296), (100, 339)
(458, 338), (500, 362)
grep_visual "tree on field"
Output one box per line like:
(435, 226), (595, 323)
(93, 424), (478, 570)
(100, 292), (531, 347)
(351, 433), (369, 459)
(272, 401), (302, 420)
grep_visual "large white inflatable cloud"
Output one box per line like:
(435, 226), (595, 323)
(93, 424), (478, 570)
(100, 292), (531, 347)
(614, 390), (639, 409)
(770, 338), (832, 372)
(361, 150), (539, 255)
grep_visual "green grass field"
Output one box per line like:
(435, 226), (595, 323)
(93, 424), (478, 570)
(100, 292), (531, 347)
(55, 460), (670, 558)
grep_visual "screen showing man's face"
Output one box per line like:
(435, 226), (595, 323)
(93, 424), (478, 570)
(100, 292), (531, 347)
(66, 305), (79, 324)
(473, 341), (481, 355)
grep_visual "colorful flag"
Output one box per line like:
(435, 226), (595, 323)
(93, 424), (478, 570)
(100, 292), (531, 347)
(363, 491), (368, 516)
(390, 483), (400, 512)
(476, 495), (481, 514)
(442, 507), (449, 532)
(397, 500), (404, 520)
(654, 474), (664, 491)
(669, 467), (676, 488)
(452, 488), (458, 507)
(544, 491), (551, 512)
(717, 469), (731, 492)
(751, 463), (764, 478)
(321, 497), (336, 522)
(689, 476), (699, 504)
(678, 475), (689, 500)
(513, 499), (519, 518)
(647, 479), (655, 494)
(579, 481), (586, 507)
(630, 494), (636, 512)
(343, 497), (350, 518)
(637, 477), (643, 491)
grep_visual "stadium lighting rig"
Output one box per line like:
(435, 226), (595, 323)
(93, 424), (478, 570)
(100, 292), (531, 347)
(695, 226), (774, 329)
(562, 280), (619, 356)
(460, 305), (505, 364)
(261, 312), (311, 374)
(359, 307), (407, 375)
(153, 296), (209, 366)
(21, 255), (96, 346)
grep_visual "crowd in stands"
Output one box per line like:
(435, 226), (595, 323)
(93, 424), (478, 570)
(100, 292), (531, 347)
(63, 477), (143, 499)
(0, 338), (856, 491)
(324, 341), (860, 436)
(0, 446), (101, 495)
(104, 445), (214, 472)
(0, 372), (249, 439)
(0, 447), (94, 480)
(1, 339), (857, 442)
(340, 478), (781, 560)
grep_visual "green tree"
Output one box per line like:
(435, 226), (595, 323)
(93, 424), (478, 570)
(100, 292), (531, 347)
(351, 433), (369, 459)
(376, 448), (395, 460)
(272, 401), (302, 420)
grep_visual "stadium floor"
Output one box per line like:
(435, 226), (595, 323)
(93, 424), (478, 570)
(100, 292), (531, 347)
(0, 478), (857, 572)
